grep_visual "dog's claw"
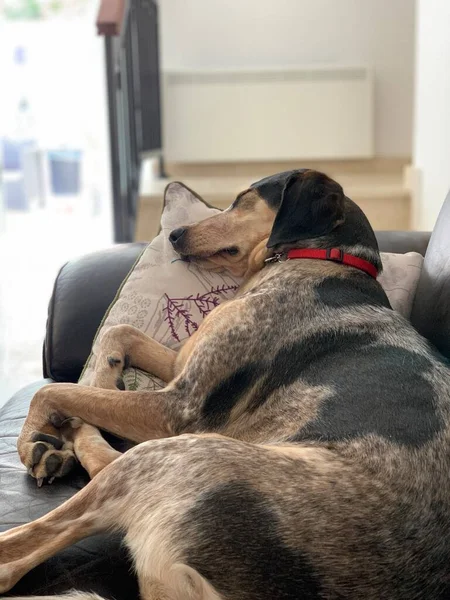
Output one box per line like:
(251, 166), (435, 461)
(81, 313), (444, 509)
(61, 416), (83, 429)
(36, 478), (44, 488)
(48, 477), (55, 485)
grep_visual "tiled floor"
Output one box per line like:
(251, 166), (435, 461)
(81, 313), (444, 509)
(0, 208), (111, 408)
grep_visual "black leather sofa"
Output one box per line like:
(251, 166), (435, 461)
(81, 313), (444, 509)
(1, 194), (450, 599)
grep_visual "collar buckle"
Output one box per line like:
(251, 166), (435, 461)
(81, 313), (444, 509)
(325, 248), (344, 263)
(264, 253), (286, 264)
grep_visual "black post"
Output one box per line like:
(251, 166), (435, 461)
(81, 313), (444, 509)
(103, 0), (163, 243)
(105, 36), (129, 242)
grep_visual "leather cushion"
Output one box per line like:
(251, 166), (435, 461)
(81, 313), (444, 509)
(0, 381), (137, 599)
(44, 243), (146, 383)
(375, 231), (430, 256)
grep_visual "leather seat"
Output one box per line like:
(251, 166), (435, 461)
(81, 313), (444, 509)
(1, 245), (145, 599)
(1, 196), (449, 597)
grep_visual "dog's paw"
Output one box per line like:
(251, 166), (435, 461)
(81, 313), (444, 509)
(21, 431), (77, 487)
(91, 351), (130, 390)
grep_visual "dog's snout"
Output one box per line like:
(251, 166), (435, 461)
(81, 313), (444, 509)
(169, 227), (187, 247)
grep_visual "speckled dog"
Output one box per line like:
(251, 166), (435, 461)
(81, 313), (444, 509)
(2, 169), (450, 600)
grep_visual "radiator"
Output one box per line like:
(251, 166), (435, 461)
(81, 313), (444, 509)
(162, 66), (374, 163)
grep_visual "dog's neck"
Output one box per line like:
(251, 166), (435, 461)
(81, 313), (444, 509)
(265, 248), (379, 278)
(239, 239), (382, 295)
(245, 238), (270, 276)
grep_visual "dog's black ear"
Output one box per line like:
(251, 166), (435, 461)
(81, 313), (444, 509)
(267, 170), (345, 248)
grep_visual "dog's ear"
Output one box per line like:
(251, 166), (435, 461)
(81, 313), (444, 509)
(267, 170), (345, 248)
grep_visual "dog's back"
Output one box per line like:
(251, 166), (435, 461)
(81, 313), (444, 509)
(171, 179), (450, 599)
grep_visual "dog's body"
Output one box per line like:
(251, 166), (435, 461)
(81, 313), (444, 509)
(2, 170), (450, 600)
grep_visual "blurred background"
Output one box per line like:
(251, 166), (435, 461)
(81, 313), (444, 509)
(0, 0), (111, 401)
(0, 0), (449, 403)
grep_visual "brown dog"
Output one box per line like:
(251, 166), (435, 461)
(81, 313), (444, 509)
(2, 169), (450, 600)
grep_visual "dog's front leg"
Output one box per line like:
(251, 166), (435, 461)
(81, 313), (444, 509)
(19, 298), (254, 484)
(17, 383), (181, 483)
(90, 324), (178, 389)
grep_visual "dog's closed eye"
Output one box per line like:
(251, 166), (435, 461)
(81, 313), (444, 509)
(224, 247), (239, 256)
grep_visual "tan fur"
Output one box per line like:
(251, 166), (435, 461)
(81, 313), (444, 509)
(174, 195), (275, 277)
(69, 419), (121, 478)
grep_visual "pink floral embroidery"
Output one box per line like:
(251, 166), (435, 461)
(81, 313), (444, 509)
(163, 285), (238, 342)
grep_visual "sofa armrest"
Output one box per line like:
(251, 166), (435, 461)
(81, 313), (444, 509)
(43, 243), (146, 382)
(375, 231), (431, 256)
(411, 192), (450, 359)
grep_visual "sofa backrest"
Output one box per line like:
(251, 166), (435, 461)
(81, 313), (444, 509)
(43, 243), (146, 382)
(411, 191), (450, 359)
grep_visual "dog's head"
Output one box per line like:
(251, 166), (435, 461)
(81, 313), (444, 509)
(170, 169), (381, 277)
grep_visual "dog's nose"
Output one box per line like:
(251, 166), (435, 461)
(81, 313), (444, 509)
(169, 227), (187, 246)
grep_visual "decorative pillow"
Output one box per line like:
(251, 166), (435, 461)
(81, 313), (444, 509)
(79, 182), (423, 392)
(79, 182), (242, 391)
(378, 251), (423, 319)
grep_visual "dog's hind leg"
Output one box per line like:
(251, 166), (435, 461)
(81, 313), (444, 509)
(3, 435), (344, 600)
(1, 436), (229, 600)
(0, 476), (113, 595)
(63, 417), (123, 479)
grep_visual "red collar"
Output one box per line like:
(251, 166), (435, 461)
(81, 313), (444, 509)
(266, 248), (379, 279)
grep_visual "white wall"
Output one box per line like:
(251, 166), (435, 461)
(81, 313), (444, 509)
(159, 0), (415, 157)
(412, 0), (450, 230)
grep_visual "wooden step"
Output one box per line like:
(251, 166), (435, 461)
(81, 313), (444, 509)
(164, 158), (410, 178)
(136, 162), (411, 242)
